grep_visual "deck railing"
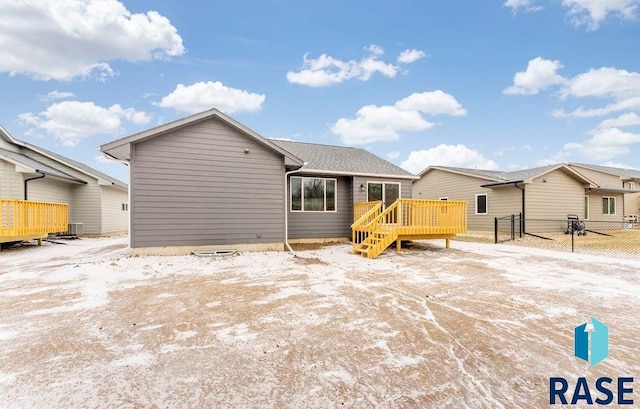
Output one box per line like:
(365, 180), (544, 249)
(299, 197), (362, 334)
(351, 201), (382, 245)
(352, 199), (467, 257)
(0, 199), (68, 242)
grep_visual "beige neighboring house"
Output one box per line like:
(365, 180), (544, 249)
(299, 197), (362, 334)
(411, 164), (626, 232)
(0, 125), (128, 235)
(568, 163), (640, 222)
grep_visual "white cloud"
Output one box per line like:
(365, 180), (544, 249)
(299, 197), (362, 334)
(331, 90), (466, 145)
(18, 101), (151, 147)
(39, 90), (74, 102)
(503, 57), (566, 95)
(503, 0), (543, 13)
(156, 81), (265, 114)
(562, 127), (640, 160)
(553, 97), (640, 118)
(597, 112), (640, 129)
(401, 144), (499, 174)
(397, 49), (426, 64)
(0, 0), (184, 81)
(562, 0), (639, 30)
(395, 90), (468, 116)
(386, 151), (401, 160)
(286, 45), (400, 87)
(562, 67), (640, 100)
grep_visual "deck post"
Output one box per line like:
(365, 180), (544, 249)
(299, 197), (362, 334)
(445, 239), (450, 249)
(396, 238), (401, 251)
(37, 238), (42, 246)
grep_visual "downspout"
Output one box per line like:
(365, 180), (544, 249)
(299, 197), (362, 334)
(515, 182), (525, 234)
(284, 164), (306, 255)
(24, 171), (45, 200)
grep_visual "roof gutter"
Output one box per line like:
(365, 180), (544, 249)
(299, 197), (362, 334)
(284, 164), (306, 255)
(24, 172), (45, 200)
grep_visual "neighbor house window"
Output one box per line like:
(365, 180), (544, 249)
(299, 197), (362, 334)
(627, 181), (636, 190)
(290, 177), (337, 212)
(475, 194), (488, 215)
(584, 196), (589, 220)
(602, 197), (616, 215)
(121, 203), (128, 211)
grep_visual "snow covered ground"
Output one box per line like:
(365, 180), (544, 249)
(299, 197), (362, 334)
(0, 237), (638, 408)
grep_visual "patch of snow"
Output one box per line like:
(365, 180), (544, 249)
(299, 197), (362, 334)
(112, 352), (154, 367)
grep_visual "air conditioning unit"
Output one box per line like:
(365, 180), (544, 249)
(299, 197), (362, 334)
(66, 223), (84, 236)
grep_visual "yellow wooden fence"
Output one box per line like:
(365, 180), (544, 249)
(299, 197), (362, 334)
(0, 199), (68, 243)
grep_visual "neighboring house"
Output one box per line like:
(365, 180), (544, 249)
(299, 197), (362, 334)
(568, 163), (640, 221)
(0, 125), (128, 235)
(411, 164), (618, 232)
(100, 108), (417, 255)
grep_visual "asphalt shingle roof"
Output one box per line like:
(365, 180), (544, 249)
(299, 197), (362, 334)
(572, 163), (640, 179)
(433, 164), (578, 184)
(0, 148), (84, 183)
(271, 140), (416, 178)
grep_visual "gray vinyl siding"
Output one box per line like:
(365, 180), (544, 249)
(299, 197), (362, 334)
(130, 117), (285, 248)
(352, 176), (412, 205)
(101, 186), (128, 233)
(70, 182), (103, 234)
(525, 170), (586, 220)
(0, 158), (22, 199)
(413, 169), (521, 231)
(287, 175), (352, 239)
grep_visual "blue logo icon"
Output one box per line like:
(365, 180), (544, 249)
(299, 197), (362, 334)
(574, 317), (608, 367)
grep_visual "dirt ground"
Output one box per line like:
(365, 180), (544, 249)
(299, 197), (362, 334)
(0, 237), (639, 408)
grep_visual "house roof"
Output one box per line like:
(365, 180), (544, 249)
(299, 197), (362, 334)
(271, 140), (418, 180)
(421, 164), (597, 187)
(100, 108), (304, 168)
(0, 148), (86, 184)
(0, 124), (127, 189)
(569, 163), (640, 180)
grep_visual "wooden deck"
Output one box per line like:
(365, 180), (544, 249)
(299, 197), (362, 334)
(0, 199), (68, 244)
(352, 199), (467, 258)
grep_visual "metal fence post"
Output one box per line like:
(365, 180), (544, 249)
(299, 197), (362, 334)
(494, 217), (498, 244)
(571, 226), (575, 252)
(511, 214), (515, 241)
(519, 212), (523, 238)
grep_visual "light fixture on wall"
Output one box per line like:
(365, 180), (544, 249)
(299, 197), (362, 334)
(360, 184), (365, 192)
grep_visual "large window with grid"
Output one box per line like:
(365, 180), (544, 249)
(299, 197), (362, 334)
(291, 177), (337, 212)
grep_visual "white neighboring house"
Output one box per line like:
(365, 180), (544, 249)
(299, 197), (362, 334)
(0, 125), (128, 235)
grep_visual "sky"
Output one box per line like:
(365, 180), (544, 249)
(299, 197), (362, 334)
(1, 0), (640, 184)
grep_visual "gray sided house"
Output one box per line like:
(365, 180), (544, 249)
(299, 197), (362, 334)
(100, 108), (416, 255)
(567, 163), (640, 221)
(0, 125), (128, 235)
(412, 164), (608, 232)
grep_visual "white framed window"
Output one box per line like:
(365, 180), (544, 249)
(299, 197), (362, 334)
(627, 181), (636, 190)
(475, 194), (488, 215)
(291, 177), (337, 212)
(584, 196), (589, 220)
(439, 197), (449, 201)
(121, 203), (128, 211)
(602, 196), (616, 215)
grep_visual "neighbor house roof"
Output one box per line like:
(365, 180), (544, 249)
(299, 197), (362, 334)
(272, 140), (418, 180)
(0, 124), (127, 188)
(100, 108), (304, 168)
(569, 163), (640, 180)
(419, 164), (597, 187)
(0, 148), (86, 184)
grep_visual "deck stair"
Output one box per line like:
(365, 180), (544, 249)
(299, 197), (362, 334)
(351, 199), (467, 259)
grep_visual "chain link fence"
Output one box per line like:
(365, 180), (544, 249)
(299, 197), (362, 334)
(494, 214), (640, 259)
